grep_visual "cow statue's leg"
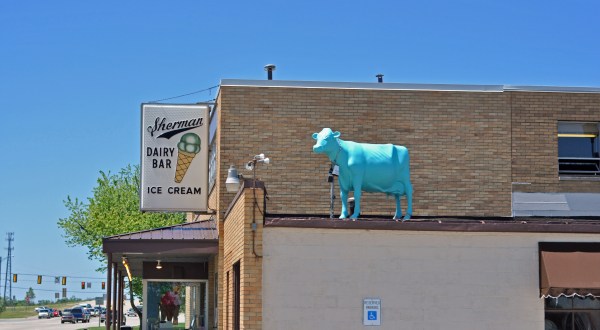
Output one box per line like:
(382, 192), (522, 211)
(339, 189), (350, 219)
(350, 176), (363, 220)
(403, 181), (413, 221)
(393, 194), (403, 221)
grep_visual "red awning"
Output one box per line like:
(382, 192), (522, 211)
(540, 251), (600, 298)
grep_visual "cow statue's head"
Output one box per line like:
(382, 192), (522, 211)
(312, 128), (340, 154)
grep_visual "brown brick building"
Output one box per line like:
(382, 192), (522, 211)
(213, 80), (600, 329)
(104, 79), (600, 330)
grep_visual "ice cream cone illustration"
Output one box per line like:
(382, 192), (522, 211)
(174, 133), (201, 183)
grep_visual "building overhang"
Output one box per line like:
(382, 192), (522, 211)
(102, 220), (218, 277)
(265, 216), (600, 234)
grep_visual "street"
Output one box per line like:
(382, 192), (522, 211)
(0, 315), (140, 330)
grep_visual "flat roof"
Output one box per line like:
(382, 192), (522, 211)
(220, 79), (600, 94)
(265, 216), (600, 234)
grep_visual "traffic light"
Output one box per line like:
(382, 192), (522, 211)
(62, 277), (67, 285)
(102, 282), (106, 290)
(12, 274), (17, 282)
(81, 281), (85, 289)
(37, 275), (42, 284)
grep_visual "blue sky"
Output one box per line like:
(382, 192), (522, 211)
(1, 0), (599, 302)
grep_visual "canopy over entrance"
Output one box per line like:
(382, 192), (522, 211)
(101, 219), (218, 329)
(103, 219), (218, 277)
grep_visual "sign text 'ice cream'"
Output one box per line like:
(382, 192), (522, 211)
(140, 104), (209, 212)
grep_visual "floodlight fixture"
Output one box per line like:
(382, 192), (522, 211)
(226, 165), (242, 192)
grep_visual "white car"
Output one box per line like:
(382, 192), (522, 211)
(37, 308), (51, 319)
(90, 307), (99, 316)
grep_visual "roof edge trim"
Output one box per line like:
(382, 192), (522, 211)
(220, 79), (503, 92)
(220, 79), (600, 93)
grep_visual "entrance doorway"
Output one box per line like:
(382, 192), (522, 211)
(143, 279), (208, 330)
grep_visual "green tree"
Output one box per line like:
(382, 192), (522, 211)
(58, 164), (185, 299)
(25, 287), (35, 304)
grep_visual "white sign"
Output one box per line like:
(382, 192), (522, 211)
(363, 298), (381, 326)
(140, 104), (209, 212)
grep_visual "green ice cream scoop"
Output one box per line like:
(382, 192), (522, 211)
(177, 133), (201, 154)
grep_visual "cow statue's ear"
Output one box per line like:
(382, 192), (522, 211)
(312, 133), (318, 140)
(333, 131), (341, 138)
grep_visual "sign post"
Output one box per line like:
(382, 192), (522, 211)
(363, 298), (381, 326)
(140, 104), (210, 212)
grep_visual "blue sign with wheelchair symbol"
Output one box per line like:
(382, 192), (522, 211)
(364, 298), (381, 325)
(368, 311), (377, 320)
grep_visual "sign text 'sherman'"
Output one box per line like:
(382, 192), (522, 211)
(140, 104), (209, 212)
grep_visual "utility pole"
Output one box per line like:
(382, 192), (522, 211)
(3, 232), (14, 303)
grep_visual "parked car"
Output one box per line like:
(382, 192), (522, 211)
(37, 308), (51, 319)
(70, 307), (91, 323)
(127, 306), (142, 317)
(100, 310), (126, 325)
(61, 309), (75, 324)
(34, 306), (49, 312)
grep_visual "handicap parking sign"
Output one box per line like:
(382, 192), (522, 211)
(363, 298), (381, 326)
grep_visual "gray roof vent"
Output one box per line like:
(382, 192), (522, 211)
(264, 64), (276, 80)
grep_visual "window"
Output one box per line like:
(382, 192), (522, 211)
(224, 272), (226, 329)
(545, 296), (600, 329)
(558, 122), (600, 176)
(233, 261), (241, 330)
(208, 105), (218, 191)
(214, 272), (218, 328)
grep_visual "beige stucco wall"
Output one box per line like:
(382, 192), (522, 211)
(262, 227), (600, 330)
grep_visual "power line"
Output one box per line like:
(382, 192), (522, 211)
(147, 85), (219, 103)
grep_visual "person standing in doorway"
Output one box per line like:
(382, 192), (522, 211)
(172, 285), (181, 325)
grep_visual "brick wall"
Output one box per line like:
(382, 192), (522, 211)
(510, 91), (600, 192)
(218, 86), (512, 217)
(221, 185), (264, 330)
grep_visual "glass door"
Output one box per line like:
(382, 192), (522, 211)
(143, 279), (208, 330)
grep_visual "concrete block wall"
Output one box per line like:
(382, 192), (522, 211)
(217, 86), (513, 217)
(262, 227), (600, 330)
(221, 186), (264, 330)
(510, 91), (600, 193)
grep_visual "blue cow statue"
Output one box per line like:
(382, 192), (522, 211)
(312, 128), (413, 221)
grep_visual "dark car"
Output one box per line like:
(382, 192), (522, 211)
(70, 307), (91, 323)
(100, 310), (126, 325)
(61, 309), (75, 324)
